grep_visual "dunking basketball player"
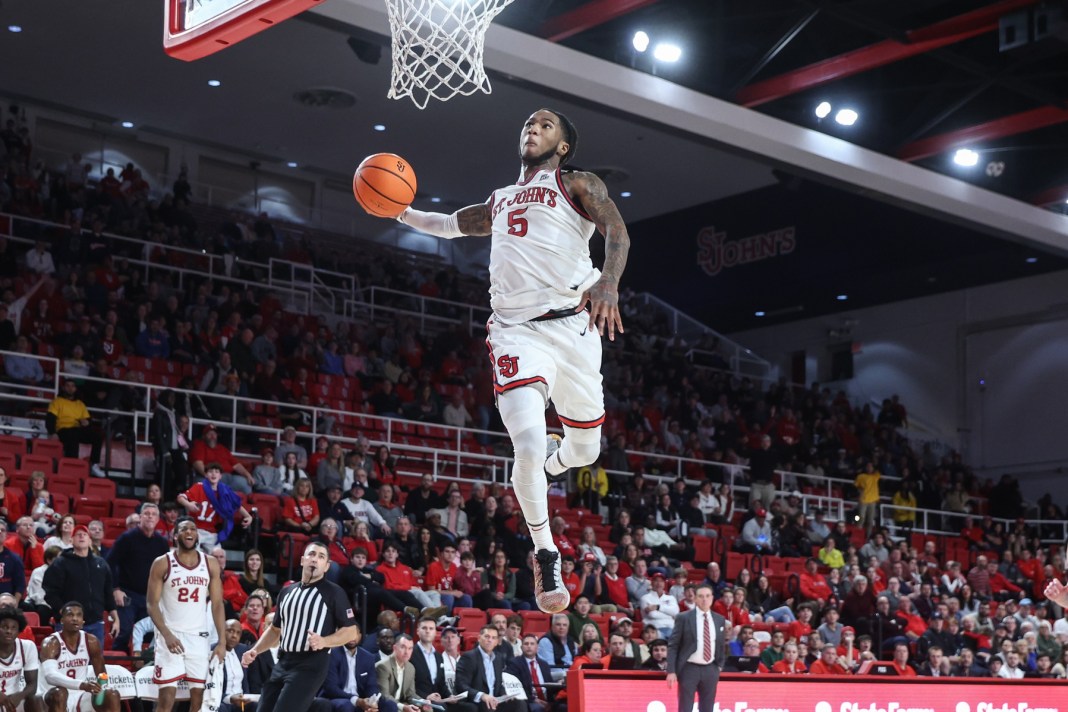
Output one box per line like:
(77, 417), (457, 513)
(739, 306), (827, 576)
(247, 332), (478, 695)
(384, 109), (630, 613)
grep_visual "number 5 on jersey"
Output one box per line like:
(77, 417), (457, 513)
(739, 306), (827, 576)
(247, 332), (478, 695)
(507, 208), (528, 237)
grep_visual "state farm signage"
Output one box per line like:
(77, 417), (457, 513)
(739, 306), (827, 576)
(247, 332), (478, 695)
(570, 671), (1065, 712)
(696, 226), (796, 276)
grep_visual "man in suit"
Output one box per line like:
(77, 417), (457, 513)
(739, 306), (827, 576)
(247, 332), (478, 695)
(376, 634), (427, 712)
(454, 625), (523, 712)
(220, 619), (256, 712)
(319, 622), (393, 712)
(506, 634), (555, 712)
(410, 617), (448, 702)
(667, 584), (726, 712)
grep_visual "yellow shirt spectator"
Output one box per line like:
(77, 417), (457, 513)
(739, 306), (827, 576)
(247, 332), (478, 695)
(891, 489), (917, 525)
(48, 394), (90, 431)
(854, 468), (881, 504)
(576, 464), (608, 497)
(819, 545), (845, 569)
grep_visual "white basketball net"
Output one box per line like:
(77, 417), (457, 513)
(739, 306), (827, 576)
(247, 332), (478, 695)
(385, 0), (515, 109)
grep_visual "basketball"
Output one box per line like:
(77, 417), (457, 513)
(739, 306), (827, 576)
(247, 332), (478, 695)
(352, 153), (417, 218)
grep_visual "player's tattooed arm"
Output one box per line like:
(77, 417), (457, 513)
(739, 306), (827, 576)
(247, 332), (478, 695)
(566, 171), (630, 340)
(456, 202), (493, 236)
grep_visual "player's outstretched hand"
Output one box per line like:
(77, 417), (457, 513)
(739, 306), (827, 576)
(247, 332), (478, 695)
(577, 277), (623, 341)
(1044, 579), (1068, 607)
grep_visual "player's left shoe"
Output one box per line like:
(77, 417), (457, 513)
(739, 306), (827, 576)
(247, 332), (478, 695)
(534, 548), (569, 614)
(544, 434), (567, 484)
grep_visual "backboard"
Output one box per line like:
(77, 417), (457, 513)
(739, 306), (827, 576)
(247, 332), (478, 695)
(163, 0), (322, 61)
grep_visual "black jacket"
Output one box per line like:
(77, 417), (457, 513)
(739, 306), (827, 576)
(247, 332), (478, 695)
(43, 549), (115, 625)
(455, 647), (507, 699)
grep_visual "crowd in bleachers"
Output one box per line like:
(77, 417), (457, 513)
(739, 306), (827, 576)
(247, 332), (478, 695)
(2, 119), (1068, 712)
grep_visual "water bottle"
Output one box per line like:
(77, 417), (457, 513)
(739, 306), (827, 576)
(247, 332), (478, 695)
(93, 673), (108, 706)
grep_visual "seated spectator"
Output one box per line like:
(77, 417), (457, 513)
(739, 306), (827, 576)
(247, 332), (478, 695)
(135, 317), (170, 358)
(808, 642), (851, 675)
(47, 379), (106, 477)
(0, 466), (25, 525)
(890, 642), (917, 676)
(177, 462), (253, 552)
(281, 478), (320, 533)
(639, 572), (679, 638)
(373, 484), (403, 532)
(737, 508), (774, 554)
(818, 537), (845, 570)
(341, 483), (391, 538)
(771, 641), (806, 674)
(5, 335), (46, 385)
(251, 449), (283, 495)
(799, 558), (832, 608)
(189, 424), (254, 495)
(316, 442), (346, 494)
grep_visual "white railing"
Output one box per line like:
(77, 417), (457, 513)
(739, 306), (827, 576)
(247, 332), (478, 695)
(878, 502), (1068, 546)
(351, 287), (493, 334)
(634, 292), (772, 380)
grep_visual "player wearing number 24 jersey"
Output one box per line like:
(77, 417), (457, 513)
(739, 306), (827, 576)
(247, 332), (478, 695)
(0, 607), (39, 712)
(146, 518), (228, 712)
(391, 108), (630, 614)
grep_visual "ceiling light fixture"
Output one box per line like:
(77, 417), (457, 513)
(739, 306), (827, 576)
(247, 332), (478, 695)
(1025, 257), (1038, 263)
(632, 31), (650, 53)
(373, 124), (386, 132)
(953, 148), (979, 167)
(430, 197), (441, 203)
(620, 191), (632, 198)
(754, 311), (766, 317)
(207, 79), (221, 87)
(8, 25), (22, 33)
(286, 161), (298, 168)
(120, 121), (134, 128)
(834, 108), (858, 126)
(652, 43), (682, 63)
(836, 294), (848, 301)
(815, 101), (832, 119)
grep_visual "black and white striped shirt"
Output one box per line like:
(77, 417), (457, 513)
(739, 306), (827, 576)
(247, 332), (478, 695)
(275, 577), (355, 654)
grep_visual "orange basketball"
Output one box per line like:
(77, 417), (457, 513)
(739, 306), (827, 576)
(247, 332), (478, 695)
(353, 153), (417, 218)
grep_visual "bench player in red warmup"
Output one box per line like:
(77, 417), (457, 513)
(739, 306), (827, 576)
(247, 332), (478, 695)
(385, 109), (631, 613)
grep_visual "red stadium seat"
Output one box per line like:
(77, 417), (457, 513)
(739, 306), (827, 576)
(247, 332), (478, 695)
(30, 439), (64, 461)
(519, 610), (550, 635)
(112, 498), (141, 519)
(103, 517), (126, 539)
(73, 497), (111, 519)
(57, 458), (88, 480)
(0, 452), (16, 476)
(20, 454), (54, 475)
(0, 436), (27, 457)
(454, 607), (487, 631)
(83, 479), (117, 500)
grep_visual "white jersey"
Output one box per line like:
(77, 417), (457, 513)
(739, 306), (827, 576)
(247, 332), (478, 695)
(39, 631), (90, 694)
(0, 639), (38, 695)
(488, 168), (599, 324)
(159, 549), (211, 634)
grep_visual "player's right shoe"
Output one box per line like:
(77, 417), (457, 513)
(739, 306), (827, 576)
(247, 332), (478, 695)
(534, 548), (569, 614)
(544, 433), (566, 484)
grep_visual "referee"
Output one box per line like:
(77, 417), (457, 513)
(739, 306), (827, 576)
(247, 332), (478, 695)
(241, 541), (358, 712)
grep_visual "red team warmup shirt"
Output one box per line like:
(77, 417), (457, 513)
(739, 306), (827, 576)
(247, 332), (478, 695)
(425, 561), (459, 592)
(379, 561), (417, 591)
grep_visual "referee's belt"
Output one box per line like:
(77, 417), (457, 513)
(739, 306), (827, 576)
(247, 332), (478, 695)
(531, 305), (588, 322)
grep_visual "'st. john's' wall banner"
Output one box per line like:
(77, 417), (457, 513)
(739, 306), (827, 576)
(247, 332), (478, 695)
(696, 226), (796, 277)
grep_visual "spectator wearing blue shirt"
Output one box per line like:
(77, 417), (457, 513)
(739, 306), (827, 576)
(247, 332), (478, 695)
(0, 521), (26, 603)
(135, 317), (170, 358)
(4, 335), (45, 384)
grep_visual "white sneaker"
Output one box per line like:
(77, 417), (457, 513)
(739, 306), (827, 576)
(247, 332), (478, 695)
(544, 434), (566, 484)
(533, 548), (569, 614)
(90, 464), (107, 478)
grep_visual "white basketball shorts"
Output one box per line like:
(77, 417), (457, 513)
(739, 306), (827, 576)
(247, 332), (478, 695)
(153, 629), (210, 688)
(486, 312), (605, 429)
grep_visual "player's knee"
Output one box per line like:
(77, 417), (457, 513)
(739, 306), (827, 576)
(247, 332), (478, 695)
(567, 438), (600, 467)
(561, 426), (601, 467)
(509, 427), (546, 471)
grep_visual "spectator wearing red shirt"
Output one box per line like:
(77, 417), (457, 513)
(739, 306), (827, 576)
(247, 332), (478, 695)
(424, 542), (472, 610)
(799, 558), (832, 607)
(551, 517), (576, 559)
(5, 517), (44, 573)
(600, 556), (633, 616)
(786, 605), (815, 644)
(987, 560), (1023, 599)
(1017, 549), (1043, 590)
(894, 597), (927, 640)
(808, 645), (850, 675)
(176, 463), (252, 552)
(561, 556), (581, 605)
(377, 542), (445, 617)
(770, 642), (806, 674)
(188, 424), (253, 494)
(208, 544), (248, 615)
(281, 478), (320, 533)
(891, 642), (916, 676)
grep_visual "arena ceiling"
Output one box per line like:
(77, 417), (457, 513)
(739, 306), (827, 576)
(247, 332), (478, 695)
(2, 0), (1067, 333)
